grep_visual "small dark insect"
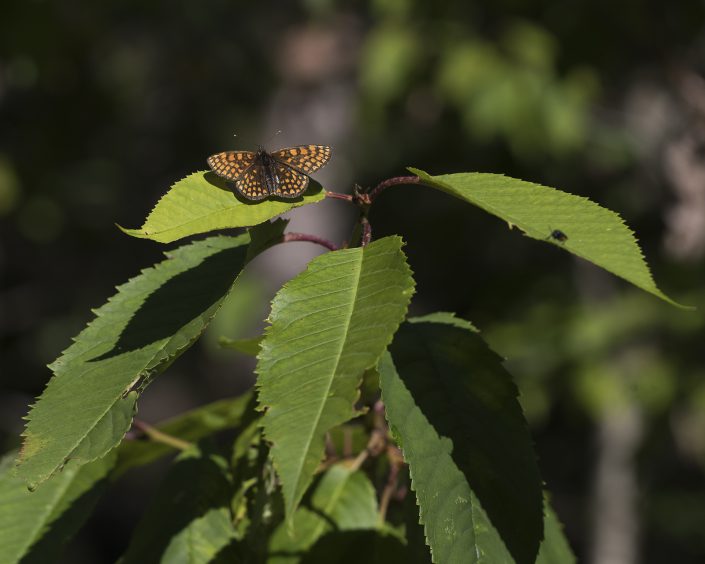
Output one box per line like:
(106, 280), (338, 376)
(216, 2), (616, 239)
(549, 229), (568, 243)
(207, 145), (332, 201)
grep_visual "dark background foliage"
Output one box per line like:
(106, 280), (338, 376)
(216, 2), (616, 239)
(1, 1), (704, 562)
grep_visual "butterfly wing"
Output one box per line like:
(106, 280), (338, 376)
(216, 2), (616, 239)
(207, 151), (256, 181)
(234, 164), (270, 201)
(271, 145), (331, 175)
(272, 162), (309, 198)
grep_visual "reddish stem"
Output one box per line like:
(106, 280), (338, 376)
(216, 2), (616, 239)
(367, 175), (420, 202)
(325, 191), (354, 202)
(282, 232), (339, 251)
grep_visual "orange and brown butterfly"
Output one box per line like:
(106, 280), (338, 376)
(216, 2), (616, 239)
(207, 144), (332, 201)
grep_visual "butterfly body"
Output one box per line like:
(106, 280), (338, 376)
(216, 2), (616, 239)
(207, 144), (331, 201)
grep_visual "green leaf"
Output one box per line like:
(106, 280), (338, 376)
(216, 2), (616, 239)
(120, 171), (324, 244)
(257, 236), (415, 517)
(219, 336), (263, 356)
(379, 312), (543, 564)
(16, 234), (250, 489)
(536, 501), (576, 564)
(268, 463), (379, 564)
(120, 446), (237, 564)
(113, 391), (256, 478)
(0, 450), (115, 564)
(299, 530), (407, 564)
(410, 168), (688, 308)
(246, 217), (290, 262)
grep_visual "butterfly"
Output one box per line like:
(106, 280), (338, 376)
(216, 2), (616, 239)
(207, 145), (332, 201)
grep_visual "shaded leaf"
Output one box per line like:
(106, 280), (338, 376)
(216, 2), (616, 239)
(299, 530), (407, 564)
(16, 235), (250, 488)
(219, 336), (263, 356)
(380, 312), (543, 564)
(536, 501), (576, 564)
(120, 171), (324, 244)
(246, 218), (290, 262)
(411, 168), (687, 308)
(113, 391), (256, 478)
(0, 450), (114, 564)
(268, 464), (379, 564)
(120, 446), (237, 564)
(257, 236), (415, 517)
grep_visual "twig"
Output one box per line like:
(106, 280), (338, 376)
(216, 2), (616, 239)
(325, 191), (354, 202)
(367, 175), (420, 202)
(282, 232), (339, 251)
(130, 419), (193, 451)
(360, 216), (372, 247)
(379, 446), (404, 523)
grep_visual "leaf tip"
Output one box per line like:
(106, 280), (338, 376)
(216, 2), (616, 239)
(116, 223), (149, 239)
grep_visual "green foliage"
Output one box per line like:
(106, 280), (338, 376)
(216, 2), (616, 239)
(536, 502), (576, 564)
(113, 392), (256, 477)
(6, 151), (685, 562)
(379, 312), (543, 564)
(219, 336), (263, 356)
(120, 172), (324, 243)
(16, 235), (250, 488)
(412, 168), (686, 307)
(120, 445), (237, 563)
(256, 236), (415, 517)
(268, 463), (379, 563)
(0, 451), (115, 564)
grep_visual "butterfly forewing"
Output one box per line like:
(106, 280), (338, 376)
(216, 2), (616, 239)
(272, 162), (310, 198)
(234, 164), (270, 200)
(271, 145), (331, 175)
(207, 151), (256, 181)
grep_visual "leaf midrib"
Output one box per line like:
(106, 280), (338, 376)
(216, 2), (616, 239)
(289, 251), (364, 508)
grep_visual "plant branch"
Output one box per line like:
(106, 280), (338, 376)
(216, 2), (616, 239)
(367, 175), (420, 202)
(282, 232), (339, 251)
(325, 190), (354, 202)
(130, 419), (193, 451)
(379, 445), (403, 524)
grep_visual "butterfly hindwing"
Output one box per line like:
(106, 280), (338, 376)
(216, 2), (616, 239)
(272, 162), (310, 198)
(207, 151), (257, 182)
(234, 164), (270, 200)
(271, 145), (331, 175)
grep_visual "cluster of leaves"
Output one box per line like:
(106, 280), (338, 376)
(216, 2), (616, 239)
(1, 165), (683, 563)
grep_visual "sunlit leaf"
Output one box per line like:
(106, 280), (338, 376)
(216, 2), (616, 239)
(257, 236), (415, 517)
(16, 235), (250, 488)
(410, 168), (687, 308)
(120, 171), (324, 243)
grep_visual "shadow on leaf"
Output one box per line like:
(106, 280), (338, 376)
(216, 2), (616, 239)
(92, 244), (246, 361)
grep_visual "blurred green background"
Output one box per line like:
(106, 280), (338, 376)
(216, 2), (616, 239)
(1, 1), (704, 562)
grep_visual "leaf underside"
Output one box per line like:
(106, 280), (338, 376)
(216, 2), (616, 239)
(16, 235), (250, 488)
(120, 171), (325, 243)
(380, 312), (544, 564)
(410, 168), (687, 308)
(257, 236), (415, 517)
